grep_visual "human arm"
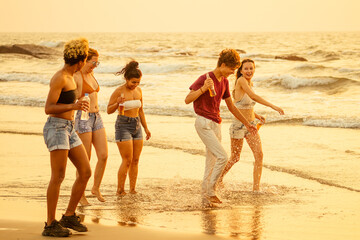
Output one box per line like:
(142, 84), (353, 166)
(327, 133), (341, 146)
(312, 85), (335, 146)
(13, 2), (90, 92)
(138, 89), (151, 140)
(184, 77), (213, 104)
(237, 77), (284, 115)
(255, 112), (266, 124)
(225, 97), (257, 134)
(44, 75), (88, 115)
(107, 88), (125, 114)
(107, 88), (120, 114)
(74, 72), (83, 99)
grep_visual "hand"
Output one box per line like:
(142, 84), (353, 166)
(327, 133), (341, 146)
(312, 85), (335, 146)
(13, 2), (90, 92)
(145, 129), (151, 140)
(257, 115), (266, 124)
(74, 99), (90, 111)
(246, 124), (258, 135)
(203, 77), (214, 90)
(274, 106), (284, 115)
(116, 93), (125, 105)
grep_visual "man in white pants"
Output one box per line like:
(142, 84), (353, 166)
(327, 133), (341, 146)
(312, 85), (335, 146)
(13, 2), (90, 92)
(185, 49), (257, 204)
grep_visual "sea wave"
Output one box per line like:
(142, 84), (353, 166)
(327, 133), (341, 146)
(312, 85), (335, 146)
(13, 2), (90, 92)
(95, 62), (195, 75)
(303, 118), (360, 129)
(0, 96), (45, 107)
(259, 74), (358, 89)
(0, 73), (49, 84)
(38, 41), (64, 48)
(293, 63), (328, 71)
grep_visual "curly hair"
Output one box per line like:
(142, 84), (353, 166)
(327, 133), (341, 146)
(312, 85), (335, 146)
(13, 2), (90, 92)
(63, 38), (89, 66)
(217, 49), (241, 68)
(116, 60), (142, 80)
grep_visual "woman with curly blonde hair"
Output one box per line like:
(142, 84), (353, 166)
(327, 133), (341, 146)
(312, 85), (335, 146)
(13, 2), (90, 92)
(42, 38), (91, 237)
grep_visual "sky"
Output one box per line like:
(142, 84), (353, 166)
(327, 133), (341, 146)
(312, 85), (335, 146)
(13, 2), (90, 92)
(0, 0), (359, 32)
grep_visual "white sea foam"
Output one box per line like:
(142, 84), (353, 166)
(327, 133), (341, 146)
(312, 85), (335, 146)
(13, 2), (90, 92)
(0, 73), (49, 84)
(303, 118), (360, 129)
(265, 74), (338, 89)
(338, 68), (360, 73)
(38, 41), (63, 48)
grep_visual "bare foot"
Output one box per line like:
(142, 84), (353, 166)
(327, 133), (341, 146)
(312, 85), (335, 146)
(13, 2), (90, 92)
(129, 190), (137, 194)
(79, 196), (91, 206)
(208, 195), (222, 204)
(91, 188), (106, 202)
(116, 191), (127, 197)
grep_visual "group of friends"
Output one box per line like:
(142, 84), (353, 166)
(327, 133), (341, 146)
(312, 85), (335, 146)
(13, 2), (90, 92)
(41, 38), (284, 237)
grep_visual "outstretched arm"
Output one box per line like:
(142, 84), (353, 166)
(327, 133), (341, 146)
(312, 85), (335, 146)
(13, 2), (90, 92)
(237, 77), (284, 115)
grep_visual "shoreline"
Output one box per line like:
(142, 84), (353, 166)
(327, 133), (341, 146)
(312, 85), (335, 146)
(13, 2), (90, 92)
(1, 104), (360, 239)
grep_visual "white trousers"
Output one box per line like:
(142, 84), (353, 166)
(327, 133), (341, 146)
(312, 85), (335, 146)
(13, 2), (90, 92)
(195, 115), (228, 197)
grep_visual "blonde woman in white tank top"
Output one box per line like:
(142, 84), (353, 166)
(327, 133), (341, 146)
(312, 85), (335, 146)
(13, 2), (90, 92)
(219, 59), (285, 191)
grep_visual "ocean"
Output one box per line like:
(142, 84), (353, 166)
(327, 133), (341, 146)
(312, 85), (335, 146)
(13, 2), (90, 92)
(0, 32), (359, 238)
(1, 32), (360, 127)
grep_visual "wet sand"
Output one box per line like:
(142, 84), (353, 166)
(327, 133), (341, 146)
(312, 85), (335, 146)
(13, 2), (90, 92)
(0, 105), (360, 239)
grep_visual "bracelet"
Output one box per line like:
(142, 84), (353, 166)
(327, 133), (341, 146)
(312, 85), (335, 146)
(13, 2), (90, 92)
(200, 88), (204, 94)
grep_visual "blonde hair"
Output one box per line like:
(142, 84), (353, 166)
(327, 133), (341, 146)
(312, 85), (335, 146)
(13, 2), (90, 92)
(63, 38), (89, 65)
(87, 48), (99, 61)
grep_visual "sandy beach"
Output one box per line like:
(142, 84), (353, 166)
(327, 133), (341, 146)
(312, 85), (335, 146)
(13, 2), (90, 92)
(0, 104), (360, 240)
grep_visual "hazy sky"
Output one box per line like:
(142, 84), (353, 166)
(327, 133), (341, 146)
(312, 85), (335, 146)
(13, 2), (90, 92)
(0, 0), (359, 32)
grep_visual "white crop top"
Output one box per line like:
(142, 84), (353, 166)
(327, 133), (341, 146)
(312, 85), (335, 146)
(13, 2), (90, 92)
(235, 93), (256, 110)
(122, 100), (142, 111)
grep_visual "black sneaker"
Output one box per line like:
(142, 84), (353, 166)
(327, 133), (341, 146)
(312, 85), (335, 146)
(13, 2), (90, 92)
(42, 220), (71, 237)
(59, 214), (88, 232)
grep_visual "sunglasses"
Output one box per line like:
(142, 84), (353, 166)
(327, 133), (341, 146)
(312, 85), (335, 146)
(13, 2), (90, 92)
(89, 61), (100, 67)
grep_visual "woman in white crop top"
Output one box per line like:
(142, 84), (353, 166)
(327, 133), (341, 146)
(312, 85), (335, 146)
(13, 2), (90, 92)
(107, 60), (151, 196)
(219, 59), (284, 191)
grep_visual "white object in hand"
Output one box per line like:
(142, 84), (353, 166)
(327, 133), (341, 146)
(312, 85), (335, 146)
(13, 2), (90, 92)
(81, 93), (90, 120)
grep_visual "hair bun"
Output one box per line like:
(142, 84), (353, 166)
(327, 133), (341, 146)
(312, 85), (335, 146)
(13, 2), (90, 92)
(126, 60), (139, 70)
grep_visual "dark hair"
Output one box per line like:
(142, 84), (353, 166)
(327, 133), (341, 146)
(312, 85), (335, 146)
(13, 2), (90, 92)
(233, 59), (255, 97)
(236, 59), (255, 79)
(116, 60), (142, 80)
(63, 38), (89, 66)
(217, 49), (241, 68)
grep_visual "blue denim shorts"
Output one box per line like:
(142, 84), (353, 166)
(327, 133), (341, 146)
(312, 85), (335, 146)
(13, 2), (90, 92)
(43, 117), (83, 152)
(75, 111), (105, 134)
(115, 115), (143, 142)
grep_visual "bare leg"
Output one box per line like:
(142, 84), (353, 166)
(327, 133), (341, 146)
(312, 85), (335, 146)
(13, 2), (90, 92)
(116, 140), (133, 196)
(65, 144), (91, 216)
(46, 150), (68, 225)
(129, 139), (143, 194)
(91, 128), (108, 202)
(77, 132), (92, 206)
(218, 138), (244, 184)
(245, 132), (263, 191)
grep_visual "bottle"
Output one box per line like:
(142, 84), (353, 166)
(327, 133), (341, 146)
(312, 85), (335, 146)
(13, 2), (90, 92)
(209, 87), (216, 97)
(206, 73), (216, 97)
(80, 93), (90, 120)
(119, 93), (125, 115)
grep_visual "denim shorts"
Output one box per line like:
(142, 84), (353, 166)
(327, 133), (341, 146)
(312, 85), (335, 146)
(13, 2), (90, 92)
(43, 117), (83, 152)
(74, 111), (105, 134)
(229, 120), (256, 139)
(115, 115), (143, 142)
